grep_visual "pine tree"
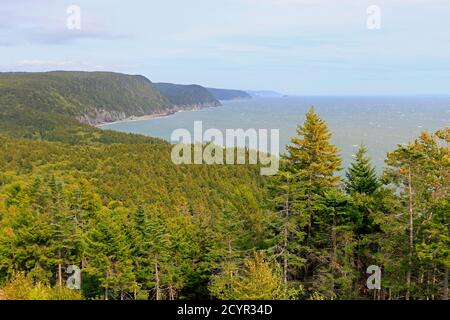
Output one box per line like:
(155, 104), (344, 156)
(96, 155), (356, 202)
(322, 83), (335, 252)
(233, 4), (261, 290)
(345, 144), (380, 195)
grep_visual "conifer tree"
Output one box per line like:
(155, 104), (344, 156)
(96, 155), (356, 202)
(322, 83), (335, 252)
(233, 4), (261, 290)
(84, 207), (136, 300)
(383, 129), (449, 300)
(286, 107), (342, 238)
(130, 206), (178, 300)
(280, 107), (342, 293)
(345, 144), (380, 195)
(47, 176), (81, 291)
(267, 161), (306, 287)
(313, 190), (356, 299)
(209, 252), (299, 300)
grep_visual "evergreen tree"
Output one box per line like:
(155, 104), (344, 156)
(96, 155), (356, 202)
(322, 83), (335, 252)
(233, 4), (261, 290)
(345, 144), (380, 195)
(383, 129), (449, 300)
(313, 190), (357, 299)
(281, 107), (343, 295)
(130, 205), (185, 300)
(267, 161), (306, 287)
(47, 176), (81, 291)
(84, 207), (136, 300)
(286, 107), (342, 238)
(209, 252), (299, 300)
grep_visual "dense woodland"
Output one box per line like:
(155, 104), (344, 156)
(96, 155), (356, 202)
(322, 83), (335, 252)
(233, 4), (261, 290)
(154, 83), (221, 107)
(0, 72), (171, 118)
(0, 74), (448, 300)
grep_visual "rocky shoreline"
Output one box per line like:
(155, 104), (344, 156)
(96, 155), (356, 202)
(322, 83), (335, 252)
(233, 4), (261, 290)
(80, 101), (221, 127)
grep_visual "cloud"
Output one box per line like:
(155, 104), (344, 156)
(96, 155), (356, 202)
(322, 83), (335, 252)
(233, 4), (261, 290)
(0, 59), (109, 71)
(0, 1), (133, 46)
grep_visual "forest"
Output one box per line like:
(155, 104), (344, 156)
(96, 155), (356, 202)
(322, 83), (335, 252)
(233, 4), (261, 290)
(0, 104), (448, 300)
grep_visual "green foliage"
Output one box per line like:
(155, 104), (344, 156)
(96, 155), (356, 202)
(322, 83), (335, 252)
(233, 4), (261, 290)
(1, 273), (81, 300)
(154, 83), (221, 107)
(381, 129), (450, 299)
(271, 107), (346, 298)
(346, 144), (380, 195)
(0, 73), (448, 301)
(209, 252), (300, 300)
(0, 131), (266, 299)
(0, 71), (171, 118)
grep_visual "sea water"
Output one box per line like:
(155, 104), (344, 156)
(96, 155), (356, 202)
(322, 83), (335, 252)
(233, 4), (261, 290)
(101, 96), (450, 170)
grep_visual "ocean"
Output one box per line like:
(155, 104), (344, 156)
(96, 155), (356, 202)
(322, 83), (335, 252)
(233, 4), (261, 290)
(101, 96), (450, 170)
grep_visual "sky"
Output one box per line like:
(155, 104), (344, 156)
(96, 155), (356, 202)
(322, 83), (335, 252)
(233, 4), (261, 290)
(0, 0), (450, 95)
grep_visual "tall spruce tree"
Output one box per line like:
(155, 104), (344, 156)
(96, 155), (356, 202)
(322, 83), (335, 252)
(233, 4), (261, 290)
(345, 144), (380, 195)
(270, 107), (343, 297)
(286, 107), (342, 239)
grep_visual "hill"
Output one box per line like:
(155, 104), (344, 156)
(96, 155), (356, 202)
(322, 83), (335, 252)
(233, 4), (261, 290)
(247, 90), (285, 98)
(154, 83), (221, 109)
(0, 71), (172, 125)
(0, 70), (267, 299)
(207, 87), (251, 100)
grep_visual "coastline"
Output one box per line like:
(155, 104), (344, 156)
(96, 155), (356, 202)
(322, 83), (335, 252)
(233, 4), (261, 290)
(95, 110), (177, 127)
(95, 97), (256, 128)
(95, 103), (226, 128)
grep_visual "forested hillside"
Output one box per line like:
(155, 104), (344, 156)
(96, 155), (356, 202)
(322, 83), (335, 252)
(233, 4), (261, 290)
(207, 88), (251, 100)
(0, 134), (268, 300)
(0, 72), (172, 125)
(154, 83), (221, 109)
(0, 73), (448, 300)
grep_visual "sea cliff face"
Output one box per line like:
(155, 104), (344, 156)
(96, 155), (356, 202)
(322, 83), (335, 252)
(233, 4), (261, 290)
(78, 101), (221, 126)
(77, 109), (128, 126)
(172, 100), (222, 111)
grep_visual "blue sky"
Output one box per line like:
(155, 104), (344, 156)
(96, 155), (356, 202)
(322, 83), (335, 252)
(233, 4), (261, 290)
(1, 0), (450, 95)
